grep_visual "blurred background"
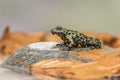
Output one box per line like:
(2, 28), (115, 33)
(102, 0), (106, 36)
(0, 0), (120, 35)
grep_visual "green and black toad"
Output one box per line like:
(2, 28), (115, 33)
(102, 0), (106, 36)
(51, 26), (101, 51)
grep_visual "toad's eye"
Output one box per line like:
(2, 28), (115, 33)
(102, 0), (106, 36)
(56, 26), (62, 30)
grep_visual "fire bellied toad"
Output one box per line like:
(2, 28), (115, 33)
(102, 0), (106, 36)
(51, 26), (101, 50)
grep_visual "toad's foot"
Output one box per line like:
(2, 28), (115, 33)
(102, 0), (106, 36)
(52, 42), (69, 50)
(58, 46), (70, 51)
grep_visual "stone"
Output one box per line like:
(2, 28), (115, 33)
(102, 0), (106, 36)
(1, 42), (114, 74)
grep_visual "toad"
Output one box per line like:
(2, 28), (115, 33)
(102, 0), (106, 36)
(51, 26), (101, 50)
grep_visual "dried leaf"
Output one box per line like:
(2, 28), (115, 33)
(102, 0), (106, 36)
(44, 34), (62, 42)
(31, 59), (82, 77)
(0, 27), (46, 56)
(70, 49), (106, 60)
(63, 49), (120, 80)
(1, 26), (10, 40)
(0, 27), (120, 80)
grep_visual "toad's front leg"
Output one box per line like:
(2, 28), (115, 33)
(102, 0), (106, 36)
(57, 41), (74, 51)
(64, 41), (75, 51)
(56, 41), (69, 47)
(54, 42), (69, 51)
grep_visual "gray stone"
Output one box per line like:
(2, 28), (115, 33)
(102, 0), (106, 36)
(1, 42), (114, 74)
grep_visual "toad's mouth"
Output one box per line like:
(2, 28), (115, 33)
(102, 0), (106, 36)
(51, 29), (62, 35)
(51, 29), (55, 35)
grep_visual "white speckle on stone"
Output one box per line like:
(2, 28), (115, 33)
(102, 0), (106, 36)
(28, 42), (60, 50)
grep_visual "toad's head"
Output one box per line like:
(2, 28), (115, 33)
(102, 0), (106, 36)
(51, 26), (65, 37)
